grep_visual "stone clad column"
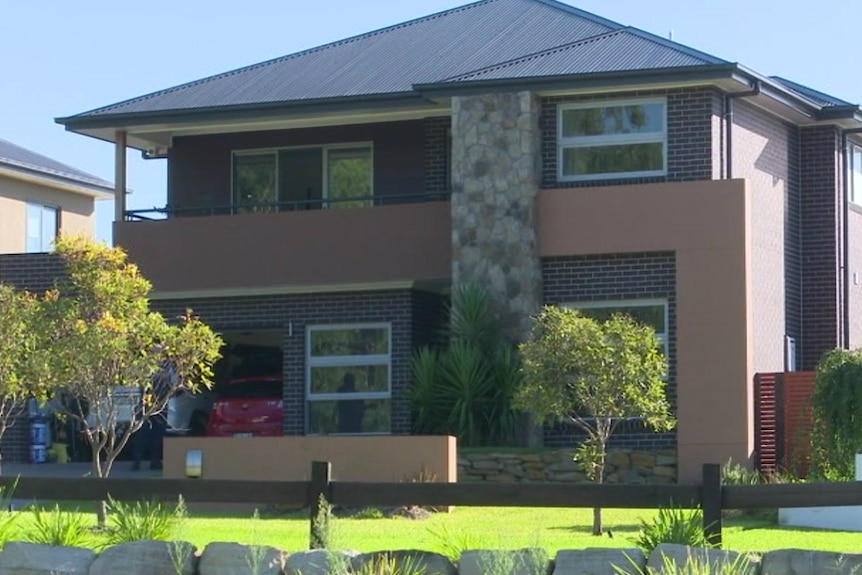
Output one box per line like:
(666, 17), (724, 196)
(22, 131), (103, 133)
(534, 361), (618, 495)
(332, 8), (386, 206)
(450, 92), (543, 342)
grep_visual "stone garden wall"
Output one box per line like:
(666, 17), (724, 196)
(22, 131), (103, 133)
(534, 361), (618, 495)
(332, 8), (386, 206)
(458, 449), (677, 484)
(1, 541), (856, 575)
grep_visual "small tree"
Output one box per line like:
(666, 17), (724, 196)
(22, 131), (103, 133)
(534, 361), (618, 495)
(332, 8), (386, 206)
(39, 237), (222, 524)
(515, 306), (674, 535)
(0, 284), (47, 475)
(811, 348), (862, 480)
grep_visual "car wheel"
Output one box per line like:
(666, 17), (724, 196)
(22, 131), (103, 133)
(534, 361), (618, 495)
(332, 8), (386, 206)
(189, 412), (209, 436)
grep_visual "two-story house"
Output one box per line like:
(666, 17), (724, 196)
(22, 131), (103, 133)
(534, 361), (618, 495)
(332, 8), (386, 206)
(0, 138), (112, 254)
(49, 0), (862, 480)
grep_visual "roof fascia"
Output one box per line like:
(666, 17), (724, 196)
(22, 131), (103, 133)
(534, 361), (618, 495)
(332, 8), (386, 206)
(56, 92), (432, 131)
(0, 165), (114, 199)
(413, 64), (741, 96)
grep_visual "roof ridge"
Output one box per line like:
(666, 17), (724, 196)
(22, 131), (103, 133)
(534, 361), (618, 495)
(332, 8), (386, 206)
(623, 27), (727, 65)
(529, 0), (624, 30)
(0, 138), (111, 187)
(68, 0), (499, 118)
(440, 28), (629, 82)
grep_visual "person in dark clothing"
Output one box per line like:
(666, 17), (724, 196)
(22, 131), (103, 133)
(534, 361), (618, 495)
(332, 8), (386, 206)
(131, 367), (173, 471)
(337, 373), (365, 434)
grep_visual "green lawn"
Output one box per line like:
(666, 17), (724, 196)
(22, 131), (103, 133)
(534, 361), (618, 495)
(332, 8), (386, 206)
(11, 504), (862, 555)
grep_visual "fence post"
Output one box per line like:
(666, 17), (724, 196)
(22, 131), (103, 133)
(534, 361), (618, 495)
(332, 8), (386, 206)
(702, 463), (722, 548)
(308, 461), (332, 550)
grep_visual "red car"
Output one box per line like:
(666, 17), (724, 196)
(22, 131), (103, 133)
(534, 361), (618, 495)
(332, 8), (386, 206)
(206, 376), (283, 437)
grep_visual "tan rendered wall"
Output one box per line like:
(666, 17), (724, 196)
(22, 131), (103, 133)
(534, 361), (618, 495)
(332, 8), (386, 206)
(0, 175), (95, 254)
(537, 179), (753, 483)
(163, 435), (457, 483)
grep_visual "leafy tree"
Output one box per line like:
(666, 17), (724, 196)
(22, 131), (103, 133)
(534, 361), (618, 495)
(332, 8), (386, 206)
(811, 348), (862, 480)
(515, 306), (674, 535)
(39, 237), (222, 524)
(0, 284), (47, 475)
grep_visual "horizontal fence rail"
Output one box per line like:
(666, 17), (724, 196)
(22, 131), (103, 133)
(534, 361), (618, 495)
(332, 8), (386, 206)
(3, 463), (862, 549)
(124, 191), (452, 221)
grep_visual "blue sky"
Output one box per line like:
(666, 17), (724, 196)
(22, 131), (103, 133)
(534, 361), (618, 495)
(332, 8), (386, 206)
(3, 0), (860, 243)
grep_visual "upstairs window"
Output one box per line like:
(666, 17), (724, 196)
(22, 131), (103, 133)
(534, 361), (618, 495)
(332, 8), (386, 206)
(850, 144), (862, 206)
(232, 144), (372, 213)
(558, 98), (667, 181)
(25, 203), (58, 253)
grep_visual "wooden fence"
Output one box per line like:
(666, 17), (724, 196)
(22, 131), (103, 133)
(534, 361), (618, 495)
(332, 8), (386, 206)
(3, 462), (862, 549)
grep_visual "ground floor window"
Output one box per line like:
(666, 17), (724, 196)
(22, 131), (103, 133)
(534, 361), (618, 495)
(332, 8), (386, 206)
(306, 324), (391, 434)
(564, 299), (668, 357)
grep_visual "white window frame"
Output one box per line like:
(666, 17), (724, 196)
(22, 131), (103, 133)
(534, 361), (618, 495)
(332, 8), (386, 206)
(25, 203), (59, 253)
(305, 322), (392, 435)
(557, 97), (667, 182)
(231, 142), (374, 210)
(849, 143), (862, 206)
(563, 298), (669, 358)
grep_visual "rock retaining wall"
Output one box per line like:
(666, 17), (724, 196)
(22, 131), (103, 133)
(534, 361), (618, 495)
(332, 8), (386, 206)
(2, 542), (858, 575)
(459, 449), (677, 483)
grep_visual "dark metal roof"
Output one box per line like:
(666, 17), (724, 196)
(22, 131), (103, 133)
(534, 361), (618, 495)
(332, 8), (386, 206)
(770, 76), (854, 108)
(0, 138), (113, 193)
(57, 0), (854, 127)
(441, 28), (723, 83)
(64, 0), (623, 120)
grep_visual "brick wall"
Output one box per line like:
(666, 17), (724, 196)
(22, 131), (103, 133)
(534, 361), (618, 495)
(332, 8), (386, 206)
(541, 88), (723, 188)
(152, 289), (443, 436)
(424, 116), (450, 194)
(731, 101), (800, 373)
(541, 252), (677, 450)
(800, 126), (842, 369)
(0, 253), (64, 292)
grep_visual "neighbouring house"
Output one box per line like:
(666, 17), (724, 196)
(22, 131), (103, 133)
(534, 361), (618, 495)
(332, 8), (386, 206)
(8, 0), (855, 480)
(0, 138), (112, 254)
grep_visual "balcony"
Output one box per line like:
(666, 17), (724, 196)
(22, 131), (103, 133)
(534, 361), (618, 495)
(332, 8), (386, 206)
(114, 193), (452, 296)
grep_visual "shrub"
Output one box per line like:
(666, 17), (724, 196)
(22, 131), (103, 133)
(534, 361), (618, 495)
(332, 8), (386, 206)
(636, 504), (710, 553)
(425, 523), (485, 561)
(812, 348), (862, 480)
(23, 504), (91, 547)
(0, 482), (20, 547)
(105, 496), (186, 545)
(354, 553), (428, 575)
(720, 459), (761, 486)
(617, 552), (758, 575)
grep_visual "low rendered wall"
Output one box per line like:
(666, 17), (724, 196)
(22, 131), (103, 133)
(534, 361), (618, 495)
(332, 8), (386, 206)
(459, 449), (676, 483)
(4, 541), (860, 575)
(164, 435), (457, 483)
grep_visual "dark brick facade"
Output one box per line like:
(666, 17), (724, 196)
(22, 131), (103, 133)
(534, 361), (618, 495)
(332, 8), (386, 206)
(0, 253), (65, 292)
(541, 252), (677, 450)
(541, 88), (723, 188)
(800, 126), (842, 369)
(152, 289), (446, 436)
(424, 116), (450, 194)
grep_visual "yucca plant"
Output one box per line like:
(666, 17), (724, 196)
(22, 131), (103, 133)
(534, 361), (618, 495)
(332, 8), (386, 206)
(410, 283), (523, 446)
(23, 504), (92, 547)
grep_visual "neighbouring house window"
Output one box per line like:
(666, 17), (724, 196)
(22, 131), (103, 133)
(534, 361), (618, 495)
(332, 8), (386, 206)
(565, 299), (669, 358)
(557, 98), (666, 181)
(231, 144), (373, 212)
(306, 324), (391, 434)
(25, 203), (58, 253)
(233, 153), (278, 213)
(849, 144), (862, 205)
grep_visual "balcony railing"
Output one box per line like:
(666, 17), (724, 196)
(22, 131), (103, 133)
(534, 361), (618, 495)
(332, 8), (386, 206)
(124, 191), (452, 222)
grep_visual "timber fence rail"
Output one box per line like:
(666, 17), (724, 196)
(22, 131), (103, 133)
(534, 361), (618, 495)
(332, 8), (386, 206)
(2, 462), (862, 549)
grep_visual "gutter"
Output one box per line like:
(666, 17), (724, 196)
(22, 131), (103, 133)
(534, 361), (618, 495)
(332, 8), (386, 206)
(841, 128), (862, 348)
